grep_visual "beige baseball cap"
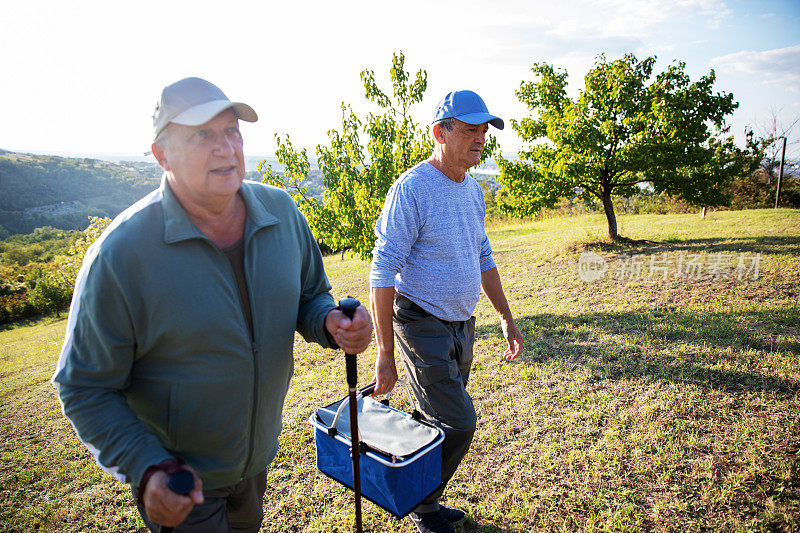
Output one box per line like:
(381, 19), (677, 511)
(152, 77), (258, 140)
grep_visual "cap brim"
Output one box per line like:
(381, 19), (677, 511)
(456, 112), (504, 130)
(171, 100), (258, 127)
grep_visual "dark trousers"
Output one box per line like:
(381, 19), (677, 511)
(132, 470), (267, 532)
(393, 294), (477, 512)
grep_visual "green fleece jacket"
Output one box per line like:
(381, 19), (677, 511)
(52, 178), (336, 489)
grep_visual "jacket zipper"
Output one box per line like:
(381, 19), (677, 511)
(216, 239), (259, 480)
(241, 241), (259, 479)
(242, 342), (259, 478)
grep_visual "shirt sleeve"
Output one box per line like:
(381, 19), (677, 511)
(52, 249), (172, 486)
(479, 233), (497, 272)
(293, 206), (337, 347)
(369, 181), (420, 287)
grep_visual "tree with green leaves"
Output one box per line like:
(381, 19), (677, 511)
(25, 216), (110, 318)
(260, 52), (433, 260)
(58, 216), (111, 283)
(497, 54), (758, 240)
(27, 266), (72, 317)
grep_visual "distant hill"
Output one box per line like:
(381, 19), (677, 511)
(0, 149), (331, 237)
(0, 149), (162, 236)
(0, 148), (501, 238)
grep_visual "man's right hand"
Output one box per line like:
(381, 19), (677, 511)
(374, 352), (398, 395)
(370, 286), (398, 395)
(143, 467), (204, 527)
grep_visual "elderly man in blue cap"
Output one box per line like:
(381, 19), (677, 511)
(369, 90), (524, 533)
(53, 77), (372, 532)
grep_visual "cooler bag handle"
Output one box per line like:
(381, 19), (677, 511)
(382, 380), (423, 420)
(362, 380), (423, 421)
(329, 388), (368, 440)
(329, 380), (423, 437)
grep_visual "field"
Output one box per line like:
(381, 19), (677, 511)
(1, 209), (799, 532)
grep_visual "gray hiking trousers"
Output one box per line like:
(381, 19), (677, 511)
(393, 293), (477, 511)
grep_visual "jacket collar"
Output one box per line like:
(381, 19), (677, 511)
(161, 174), (279, 245)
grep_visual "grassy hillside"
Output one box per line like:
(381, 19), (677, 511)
(0, 150), (161, 235)
(1, 209), (798, 532)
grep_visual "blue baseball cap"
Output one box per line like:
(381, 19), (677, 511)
(432, 90), (504, 130)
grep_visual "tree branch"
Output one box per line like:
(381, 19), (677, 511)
(615, 179), (647, 187)
(582, 183), (600, 198)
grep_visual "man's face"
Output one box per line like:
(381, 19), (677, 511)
(441, 119), (489, 170)
(157, 109), (245, 206)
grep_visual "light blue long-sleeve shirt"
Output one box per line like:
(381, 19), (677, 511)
(370, 161), (496, 322)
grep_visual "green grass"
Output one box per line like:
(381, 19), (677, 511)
(2, 208), (799, 532)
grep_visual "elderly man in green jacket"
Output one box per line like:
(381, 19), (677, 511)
(52, 77), (372, 532)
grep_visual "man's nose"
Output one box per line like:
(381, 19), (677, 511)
(213, 132), (236, 155)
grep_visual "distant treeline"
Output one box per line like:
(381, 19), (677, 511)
(0, 150), (162, 236)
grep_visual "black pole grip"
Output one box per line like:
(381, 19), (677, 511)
(166, 470), (194, 495)
(337, 297), (360, 389)
(346, 353), (357, 389)
(161, 470), (194, 533)
(338, 296), (359, 319)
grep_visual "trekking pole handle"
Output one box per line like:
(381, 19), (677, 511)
(337, 297), (360, 389)
(161, 470), (194, 533)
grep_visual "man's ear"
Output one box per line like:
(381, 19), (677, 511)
(151, 143), (168, 170)
(432, 123), (446, 145)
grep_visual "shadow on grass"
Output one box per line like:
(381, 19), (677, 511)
(477, 307), (800, 396)
(0, 312), (64, 333)
(573, 235), (800, 256)
(644, 235), (800, 257)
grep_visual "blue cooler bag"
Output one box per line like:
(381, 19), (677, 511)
(310, 381), (445, 518)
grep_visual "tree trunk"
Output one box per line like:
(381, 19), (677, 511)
(601, 190), (618, 240)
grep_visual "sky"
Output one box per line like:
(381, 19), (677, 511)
(2, 0), (799, 165)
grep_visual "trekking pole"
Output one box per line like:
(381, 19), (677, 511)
(337, 296), (363, 533)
